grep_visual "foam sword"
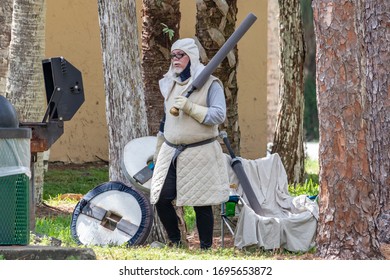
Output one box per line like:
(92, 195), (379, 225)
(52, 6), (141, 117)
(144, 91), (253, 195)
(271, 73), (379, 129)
(220, 131), (262, 215)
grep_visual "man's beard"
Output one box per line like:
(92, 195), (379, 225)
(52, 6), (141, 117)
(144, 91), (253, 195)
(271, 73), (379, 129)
(173, 66), (183, 75)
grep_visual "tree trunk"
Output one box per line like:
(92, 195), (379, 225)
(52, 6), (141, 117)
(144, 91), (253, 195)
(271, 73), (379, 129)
(97, 0), (149, 183)
(141, 0), (180, 136)
(272, 0), (305, 184)
(365, 1), (390, 259)
(195, 0), (240, 156)
(141, 0), (183, 245)
(0, 0), (13, 96)
(195, 0), (238, 241)
(5, 0), (47, 232)
(313, 0), (389, 259)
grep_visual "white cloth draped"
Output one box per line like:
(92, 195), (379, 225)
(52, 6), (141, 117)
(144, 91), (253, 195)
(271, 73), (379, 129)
(225, 153), (318, 252)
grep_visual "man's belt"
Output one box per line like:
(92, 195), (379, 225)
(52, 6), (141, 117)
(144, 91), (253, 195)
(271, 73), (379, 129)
(165, 137), (217, 164)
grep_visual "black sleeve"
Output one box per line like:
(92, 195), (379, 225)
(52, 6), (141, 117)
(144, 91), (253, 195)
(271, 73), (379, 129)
(159, 113), (166, 133)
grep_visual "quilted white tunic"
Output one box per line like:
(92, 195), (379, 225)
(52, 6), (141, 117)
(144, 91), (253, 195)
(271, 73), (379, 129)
(150, 139), (229, 206)
(151, 37), (230, 206)
(150, 80), (229, 206)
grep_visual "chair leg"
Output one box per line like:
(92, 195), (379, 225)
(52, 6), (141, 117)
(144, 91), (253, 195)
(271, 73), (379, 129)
(222, 216), (235, 236)
(221, 203), (225, 248)
(221, 202), (237, 248)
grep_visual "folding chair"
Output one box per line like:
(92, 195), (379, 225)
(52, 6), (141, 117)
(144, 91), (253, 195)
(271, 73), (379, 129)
(219, 132), (319, 252)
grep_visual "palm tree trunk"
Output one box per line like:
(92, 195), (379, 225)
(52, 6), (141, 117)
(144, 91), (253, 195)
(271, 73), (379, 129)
(195, 0), (238, 241)
(195, 0), (240, 156)
(141, 0), (180, 135)
(141, 0), (188, 245)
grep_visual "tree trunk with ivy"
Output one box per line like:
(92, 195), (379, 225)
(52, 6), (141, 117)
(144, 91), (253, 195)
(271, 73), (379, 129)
(272, 0), (305, 184)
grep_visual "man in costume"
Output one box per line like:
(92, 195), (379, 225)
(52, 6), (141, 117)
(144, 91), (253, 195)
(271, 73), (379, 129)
(151, 38), (229, 249)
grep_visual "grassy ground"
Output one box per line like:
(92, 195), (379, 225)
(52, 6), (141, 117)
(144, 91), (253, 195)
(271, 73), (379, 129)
(36, 159), (320, 260)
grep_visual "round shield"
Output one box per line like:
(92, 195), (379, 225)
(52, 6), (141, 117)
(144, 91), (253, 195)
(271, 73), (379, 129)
(71, 181), (153, 246)
(122, 136), (156, 193)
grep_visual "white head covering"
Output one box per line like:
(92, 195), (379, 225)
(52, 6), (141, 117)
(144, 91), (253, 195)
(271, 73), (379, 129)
(159, 38), (205, 99)
(171, 38), (200, 75)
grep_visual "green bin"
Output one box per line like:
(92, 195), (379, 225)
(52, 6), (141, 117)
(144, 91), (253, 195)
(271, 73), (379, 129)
(0, 95), (31, 245)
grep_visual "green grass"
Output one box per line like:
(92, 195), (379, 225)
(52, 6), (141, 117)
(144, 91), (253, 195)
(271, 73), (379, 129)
(35, 215), (77, 246)
(288, 178), (319, 197)
(36, 160), (319, 260)
(288, 158), (319, 197)
(91, 245), (290, 260)
(305, 158), (319, 178)
(42, 164), (109, 200)
(34, 211), (285, 260)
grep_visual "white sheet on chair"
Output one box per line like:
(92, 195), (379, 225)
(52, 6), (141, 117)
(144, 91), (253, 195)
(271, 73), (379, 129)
(225, 153), (319, 252)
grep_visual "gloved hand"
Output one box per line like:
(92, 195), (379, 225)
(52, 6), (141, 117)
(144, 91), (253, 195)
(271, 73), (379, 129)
(173, 96), (208, 123)
(153, 132), (165, 164)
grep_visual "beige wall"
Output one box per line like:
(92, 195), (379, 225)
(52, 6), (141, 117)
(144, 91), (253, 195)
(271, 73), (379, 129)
(267, 0), (280, 143)
(46, 0), (268, 163)
(45, 0), (108, 162)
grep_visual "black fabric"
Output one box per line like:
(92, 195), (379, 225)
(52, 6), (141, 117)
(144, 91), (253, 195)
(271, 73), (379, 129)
(155, 162), (181, 244)
(155, 160), (214, 249)
(193, 205), (214, 249)
(165, 137), (216, 150)
(179, 61), (191, 82)
(159, 114), (166, 133)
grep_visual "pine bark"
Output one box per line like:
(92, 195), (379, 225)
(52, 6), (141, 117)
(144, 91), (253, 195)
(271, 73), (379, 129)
(313, 0), (389, 259)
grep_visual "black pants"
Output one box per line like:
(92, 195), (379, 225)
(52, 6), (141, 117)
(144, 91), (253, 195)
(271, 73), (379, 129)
(155, 161), (214, 249)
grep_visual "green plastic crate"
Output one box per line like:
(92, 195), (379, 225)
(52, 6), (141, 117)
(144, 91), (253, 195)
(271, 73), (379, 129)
(0, 173), (30, 245)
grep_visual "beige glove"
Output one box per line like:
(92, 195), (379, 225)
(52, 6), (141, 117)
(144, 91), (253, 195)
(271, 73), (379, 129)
(153, 132), (165, 164)
(174, 96), (208, 123)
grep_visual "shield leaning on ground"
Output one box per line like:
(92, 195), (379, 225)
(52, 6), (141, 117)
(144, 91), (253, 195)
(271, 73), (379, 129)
(71, 181), (153, 246)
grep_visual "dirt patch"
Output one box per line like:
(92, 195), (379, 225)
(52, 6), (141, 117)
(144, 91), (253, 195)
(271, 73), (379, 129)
(35, 202), (76, 218)
(47, 161), (108, 171)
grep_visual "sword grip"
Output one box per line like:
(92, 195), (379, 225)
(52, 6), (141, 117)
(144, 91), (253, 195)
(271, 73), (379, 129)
(169, 106), (180, 116)
(169, 87), (195, 117)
